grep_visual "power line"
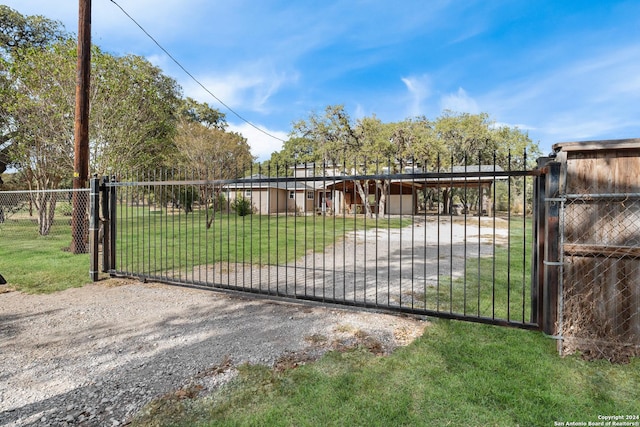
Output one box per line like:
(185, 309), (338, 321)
(108, 0), (286, 143)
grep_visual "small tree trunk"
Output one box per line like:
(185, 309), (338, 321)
(441, 188), (451, 215)
(206, 186), (220, 229)
(376, 179), (389, 218)
(34, 191), (58, 236)
(354, 179), (372, 217)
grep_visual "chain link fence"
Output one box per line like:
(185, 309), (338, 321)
(561, 193), (640, 362)
(0, 189), (90, 241)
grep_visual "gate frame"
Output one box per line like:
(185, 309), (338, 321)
(92, 160), (558, 332)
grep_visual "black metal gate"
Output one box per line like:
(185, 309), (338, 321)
(96, 154), (554, 330)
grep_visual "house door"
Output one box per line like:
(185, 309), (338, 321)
(318, 191), (332, 212)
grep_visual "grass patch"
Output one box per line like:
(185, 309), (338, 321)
(0, 206), (411, 293)
(408, 217), (533, 323)
(130, 319), (640, 427)
(0, 223), (89, 293)
(115, 207), (411, 277)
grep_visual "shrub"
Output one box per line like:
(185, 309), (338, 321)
(231, 195), (253, 216)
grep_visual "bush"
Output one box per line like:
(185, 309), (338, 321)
(231, 195), (253, 216)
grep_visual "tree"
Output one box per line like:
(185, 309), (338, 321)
(284, 106), (539, 217)
(175, 118), (253, 178)
(90, 51), (182, 174)
(179, 97), (227, 130)
(433, 110), (540, 214)
(260, 136), (318, 177)
(0, 6), (67, 186)
(388, 116), (442, 166)
(0, 7), (184, 233)
(291, 105), (381, 216)
(0, 5), (66, 53)
(1, 40), (76, 234)
(434, 111), (496, 163)
(0, 69), (14, 185)
(173, 116), (254, 224)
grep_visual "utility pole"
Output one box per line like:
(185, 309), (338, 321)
(71, 0), (91, 254)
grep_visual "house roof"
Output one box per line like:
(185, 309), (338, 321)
(227, 164), (508, 192)
(225, 174), (314, 191)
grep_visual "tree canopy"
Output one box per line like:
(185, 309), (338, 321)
(0, 6), (247, 188)
(276, 105), (541, 217)
(0, 7), (252, 234)
(283, 105), (540, 170)
(0, 6), (69, 183)
(0, 5), (66, 53)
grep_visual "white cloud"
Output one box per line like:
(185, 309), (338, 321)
(440, 88), (480, 114)
(182, 75), (263, 111)
(180, 65), (295, 114)
(227, 123), (288, 163)
(401, 75), (431, 117)
(353, 104), (366, 120)
(475, 44), (640, 151)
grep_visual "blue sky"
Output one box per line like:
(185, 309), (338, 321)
(4, 1), (640, 160)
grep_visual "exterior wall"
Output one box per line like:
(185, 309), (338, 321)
(228, 188), (287, 215)
(290, 191), (312, 213)
(388, 194), (415, 215)
(268, 188), (287, 213)
(306, 191), (315, 212)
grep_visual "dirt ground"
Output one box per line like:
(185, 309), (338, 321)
(0, 279), (426, 426)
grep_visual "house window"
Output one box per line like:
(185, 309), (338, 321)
(307, 191), (314, 199)
(244, 189), (251, 197)
(289, 191), (295, 199)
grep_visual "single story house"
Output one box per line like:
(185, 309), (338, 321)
(225, 165), (506, 216)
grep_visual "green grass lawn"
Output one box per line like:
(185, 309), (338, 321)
(125, 215), (638, 426)
(115, 206), (411, 277)
(0, 207), (411, 293)
(130, 319), (640, 427)
(2, 210), (638, 426)
(415, 216), (533, 324)
(0, 219), (90, 293)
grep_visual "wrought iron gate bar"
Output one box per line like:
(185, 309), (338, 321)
(99, 155), (543, 329)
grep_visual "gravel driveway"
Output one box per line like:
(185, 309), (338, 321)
(0, 280), (426, 426)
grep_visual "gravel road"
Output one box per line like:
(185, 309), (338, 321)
(0, 280), (426, 426)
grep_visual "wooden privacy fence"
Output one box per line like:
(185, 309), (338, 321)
(554, 139), (640, 361)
